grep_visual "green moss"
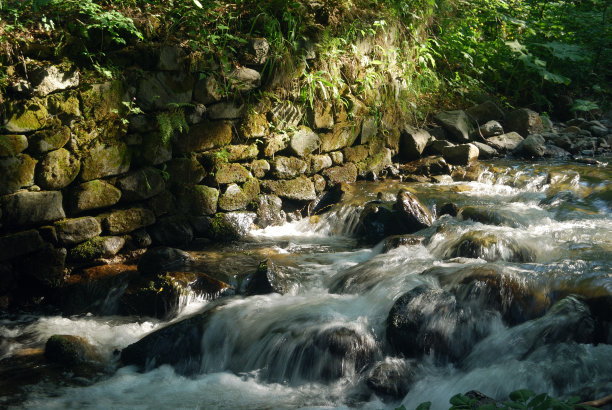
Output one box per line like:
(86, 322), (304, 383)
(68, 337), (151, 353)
(210, 213), (239, 242)
(4, 99), (50, 133)
(70, 237), (106, 261)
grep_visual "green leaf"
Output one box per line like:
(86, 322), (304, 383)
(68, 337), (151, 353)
(509, 389), (536, 403)
(192, 0), (203, 8)
(415, 402), (431, 410)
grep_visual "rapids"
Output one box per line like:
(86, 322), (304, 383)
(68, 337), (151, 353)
(1, 158), (611, 409)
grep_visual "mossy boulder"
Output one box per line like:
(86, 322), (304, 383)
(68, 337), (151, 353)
(272, 156), (308, 179)
(0, 229), (45, 262)
(67, 180), (122, 214)
(250, 159), (270, 178)
(102, 208), (156, 235)
(240, 111), (268, 139)
(80, 81), (124, 122)
(310, 154), (333, 174)
(177, 185), (219, 216)
(209, 212), (256, 241)
(46, 91), (81, 118)
(290, 126), (320, 157)
(0, 134), (28, 157)
(322, 163), (358, 187)
(164, 157), (206, 188)
(262, 132), (289, 157)
(138, 136), (172, 166)
(356, 148), (393, 178)
(81, 142), (131, 181)
(218, 183), (250, 212)
(117, 166), (166, 202)
(0, 154), (37, 194)
(36, 148), (81, 190)
(446, 230), (535, 262)
(260, 176), (317, 201)
(175, 120), (232, 153)
(45, 335), (101, 367)
(0, 191), (65, 228)
(343, 145), (369, 163)
(54, 216), (102, 246)
(4, 99), (50, 133)
(320, 122), (361, 152)
(119, 274), (183, 320)
(223, 144), (259, 162)
(28, 126), (71, 155)
(213, 162), (251, 185)
(69, 236), (125, 262)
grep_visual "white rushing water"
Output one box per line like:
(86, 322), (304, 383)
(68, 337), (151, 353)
(2, 160), (611, 409)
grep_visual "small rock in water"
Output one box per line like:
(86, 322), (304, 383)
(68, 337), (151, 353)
(45, 334), (102, 367)
(137, 246), (193, 276)
(242, 259), (289, 295)
(366, 359), (418, 398)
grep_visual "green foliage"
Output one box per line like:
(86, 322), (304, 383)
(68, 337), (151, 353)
(157, 105), (189, 145)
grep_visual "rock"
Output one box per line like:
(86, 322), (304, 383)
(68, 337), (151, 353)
(356, 148), (393, 179)
(290, 126), (320, 157)
(117, 167), (165, 202)
(322, 163), (358, 187)
(164, 157), (206, 188)
(243, 259), (290, 295)
(311, 100), (334, 130)
(254, 194), (286, 228)
(485, 132), (524, 152)
(513, 134), (546, 158)
(399, 126), (432, 160)
(4, 99), (51, 133)
(175, 121), (232, 153)
(213, 163), (251, 185)
(137, 246), (193, 276)
(36, 148), (80, 190)
(589, 124), (608, 138)
(46, 91), (81, 118)
(313, 174), (326, 193)
(434, 110), (473, 142)
(218, 183), (250, 211)
(177, 185), (218, 216)
(330, 151), (343, 165)
(273, 156), (308, 179)
(343, 145), (370, 164)
(308, 183), (351, 216)
(223, 144), (259, 162)
(270, 102), (302, 129)
(465, 100), (505, 124)
(207, 102), (245, 120)
(136, 71), (193, 111)
(366, 359), (417, 398)
(0, 229), (45, 262)
(193, 75), (222, 105)
(469, 141), (497, 159)
(549, 133), (573, 151)
(320, 122), (361, 152)
(386, 285), (495, 362)
(81, 142), (131, 181)
(382, 235), (426, 253)
(0, 134), (28, 157)
(478, 120), (504, 137)
(209, 212), (256, 241)
(438, 202), (459, 217)
(446, 230), (535, 262)
(399, 156), (451, 177)
(30, 65), (79, 97)
(249, 159), (270, 179)
(424, 139), (454, 156)
(148, 216), (194, 247)
(543, 144), (571, 158)
(44, 335), (101, 367)
(28, 126), (71, 154)
(458, 206), (523, 228)
(54, 217), (102, 246)
(0, 191), (65, 228)
(393, 190), (434, 231)
(310, 154), (333, 174)
(442, 143), (479, 165)
(228, 67), (261, 92)
(69, 236), (125, 262)
(120, 274), (183, 319)
(157, 45), (187, 71)
(102, 208), (156, 235)
(0, 154), (37, 194)
(80, 81), (124, 122)
(262, 132), (289, 157)
(360, 116), (377, 144)
(138, 136), (172, 166)
(240, 111), (268, 139)
(504, 108), (543, 137)
(243, 37), (269, 65)
(67, 180), (121, 214)
(260, 176), (317, 201)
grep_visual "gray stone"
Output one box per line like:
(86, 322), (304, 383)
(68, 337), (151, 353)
(139, 137), (172, 166)
(55, 217), (102, 246)
(207, 102), (245, 120)
(310, 154), (333, 174)
(442, 143), (479, 165)
(465, 100), (504, 124)
(102, 208), (156, 235)
(250, 159), (270, 179)
(478, 121), (504, 138)
(213, 163), (251, 185)
(260, 176), (316, 201)
(290, 126), (320, 157)
(320, 123), (361, 152)
(471, 141), (498, 159)
(157, 45), (187, 71)
(273, 156), (308, 179)
(136, 71), (194, 111)
(400, 126), (432, 160)
(270, 102), (302, 130)
(219, 211), (257, 237)
(322, 163), (358, 187)
(164, 158), (206, 188)
(426, 139), (455, 155)
(0, 230), (45, 262)
(550, 133), (573, 151)
(255, 194), (285, 228)
(434, 110), (473, 142)
(69, 236), (125, 261)
(504, 108), (543, 137)
(589, 124), (609, 138)
(148, 216), (194, 247)
(193, 76), (222, 105)
(185, 104), (207, 125)
(543, 145), (571, 158)
(229, 67), (261, 92)
(137, 246), (193, 276)
(485, 132), (524, 153)
(0, 191), (65, 228)
(36, 148), (80, 190)
(147, 190), (176, 217)
(0, 154), (37, 194)
(0, 134), (28, 157)
(514, 134), (546, 158)
(244, 37), (269, 65)
(360, 116), (377, 144)
(30, 65), (79, 97)
(68, 180), (122, 214)
(117, 167), (166, 202)
(262, 133), (289, 157)
(28, 126), (71, 154)
(178, 185), (218, 216)
(81, 142), (131, 181)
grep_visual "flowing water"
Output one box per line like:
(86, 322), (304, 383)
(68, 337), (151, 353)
(1, 158), (611, 409)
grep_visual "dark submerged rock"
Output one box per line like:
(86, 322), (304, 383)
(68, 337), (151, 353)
(137, 246), (193, 276)
(45, 335), (102, 367)
(366, 359), (417, 398)
(243, 259), (290, 295)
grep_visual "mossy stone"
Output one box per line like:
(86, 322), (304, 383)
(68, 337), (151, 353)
(0, 154), (37, 195)
(223, 144), (259, 162)
(164, 157), (206, 188)
(4, 99), (50, 133)
(0, 191), (65, 228)
(36, 148), (81, 190)
(322, 163), (358, 187)
(272, 156), (308, 179)
(250, 159), (270, 178)
(0, 134), (28, 157)
(343, 145), (369, 163)
(139, 136), (172, 166)
(260, 176), (316, 201)
(240, 111), (268, 139)
(178, 185), (218, 216)
(54, 216), (102, 246)
(213, 163), (251, 185)
(320, 122), (361, 152)
(46, 91), (81, 118)
(68, 180), (122, 214)
(218, 183), (250, 212)
(175, 121), (232, 153)
(119, 274), (182, 319)
(209, 213), (240, 242)
(102, 208), (156, 235)
(81, 142), (131, 181)
(117, 166), (166, 202)
(69, 236), (125, 261)
(28, 126), (71, 154)
(80, 81), (124, 122)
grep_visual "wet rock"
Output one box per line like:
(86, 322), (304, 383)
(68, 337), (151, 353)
(386, 285), (495, 362)
(243, 259), (290, 295)
(478, 120), (504, 137)
(255, 194), (286, 228)
(366, 359), (417, 398)
(81, 142), (131, 181)
(69, 236), (125, 262)
(514, 134), (546, 158)
(30, 65), (79, 97)
(260, 176), (316, 201)
(0, 191), (65, 228)
(54, 217), (102, 246)
(67, 180), (122, 214)
(0, 154), (37, 194)
(485, 132), (524, 153)
(229, 67), (261, 92)
(136, 71), (193, 111)
(102, 208), (156, 235)
(207, 102), (245, 120)
(209, 212), (256, 241)
(137, 246), (193, 276)
(458, 206), (523, 228)
(434, 110), (473, 142)
(119, 274), (182, 319)
(213, 163), (251, 185)
(465, 100), (505, 124)
(148, 216), (194, 247)
(393, 190), (434, 231)
(446, 230), (535, 262)
(320, 122), (361, 152)
(45, 335), (101, 367)
(382, 235), (425, 253)
(399, 126), (432, 160)
(322, 163), (358, 187)
(442, 143), (479, 165)
(504, 108), (543, 137)
(273, 156), (308, 179)
(36, 148), (80, 190)
(0, 134), (28, 157)
(175, 121), (232, 153)
(0, 229), (45, 262)
(308, 183), (351, 216)
(399, 156), (451, 177)
(471, 141), (498, 159)
(438, 202), (459, 217)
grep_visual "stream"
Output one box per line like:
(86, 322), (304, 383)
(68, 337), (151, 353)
(1, 158), (611, 409)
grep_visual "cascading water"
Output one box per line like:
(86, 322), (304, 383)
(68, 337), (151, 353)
(1, 158), (611, 409)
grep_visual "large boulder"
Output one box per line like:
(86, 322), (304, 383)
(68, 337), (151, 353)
(30, 65), (79, 97)
(254, 194), (286, 228)
(67, 180), (121, 214)
(119, 274), (183, 319)
(322, 163), (358, 187)
(504, 108), (543, 137)
(290, 126), (320, 158)
(320, 122), (361, 152)
(0, 154), (37, 194)
(176, 185), (218, 216)
(442, 143), (479, 165)
(117, 167), (166, 202)
(260, 176), (317, 201)
(36, 148), (80, 190)
(366, 359), (417, 398)
(485, 132), (524, 153)
(81, 142), (131, 181)
(434, 110), (473, 142)
(54, 217), (102, 246)
(147, 216), (194, 247)
(392, 190), (434, 231)
(0, 191), (65, 228)
(513, 134), (546, 158)
(212, 163), (251, 185)
(3, 99), (51, 133)
(465, 100), (504, 124)
(399, 126), (432, 160)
